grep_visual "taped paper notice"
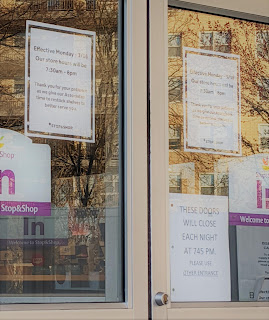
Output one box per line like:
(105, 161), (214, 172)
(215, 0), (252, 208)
(25, 20), (95, 143)
(170, 193), (231, 301)
(183, 47), (241, 155)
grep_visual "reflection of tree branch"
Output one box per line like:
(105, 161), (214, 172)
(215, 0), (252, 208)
(242, 136), (256, 154)
(168, 8), (269, 176)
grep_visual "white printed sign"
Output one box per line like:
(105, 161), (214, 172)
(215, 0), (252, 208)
(25, 20), (95, 142)
(229, 154), (269, 226)
(237, 226), (269, 301)
(0, 129), (51, 216)
(170, 193), (231, 301)
(183, 47), (241, 155)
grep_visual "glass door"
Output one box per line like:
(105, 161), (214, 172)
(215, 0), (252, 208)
(150, 0), (269, 319)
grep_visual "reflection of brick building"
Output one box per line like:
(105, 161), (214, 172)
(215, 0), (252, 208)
(168, 9), (269, 195)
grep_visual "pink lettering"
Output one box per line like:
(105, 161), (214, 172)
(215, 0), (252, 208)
(257, 180), (262, 209)
(0, 170), (15, 195)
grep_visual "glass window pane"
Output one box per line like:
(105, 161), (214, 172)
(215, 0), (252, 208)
(168, 34), (181, 57)
(168, 8), (269, 303)
(200, 32), (213, 49)
(257, 31), (269, 59)
(0, 0), (123, 303)
(168, 77), (182, 102)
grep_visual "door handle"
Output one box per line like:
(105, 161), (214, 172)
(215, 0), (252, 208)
(155, 292), (169, 306)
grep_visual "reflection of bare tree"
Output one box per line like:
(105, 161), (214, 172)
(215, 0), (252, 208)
(0, 0), (119, 205)
(0, 0), (120, 293)
(168, 9), (269, 194)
